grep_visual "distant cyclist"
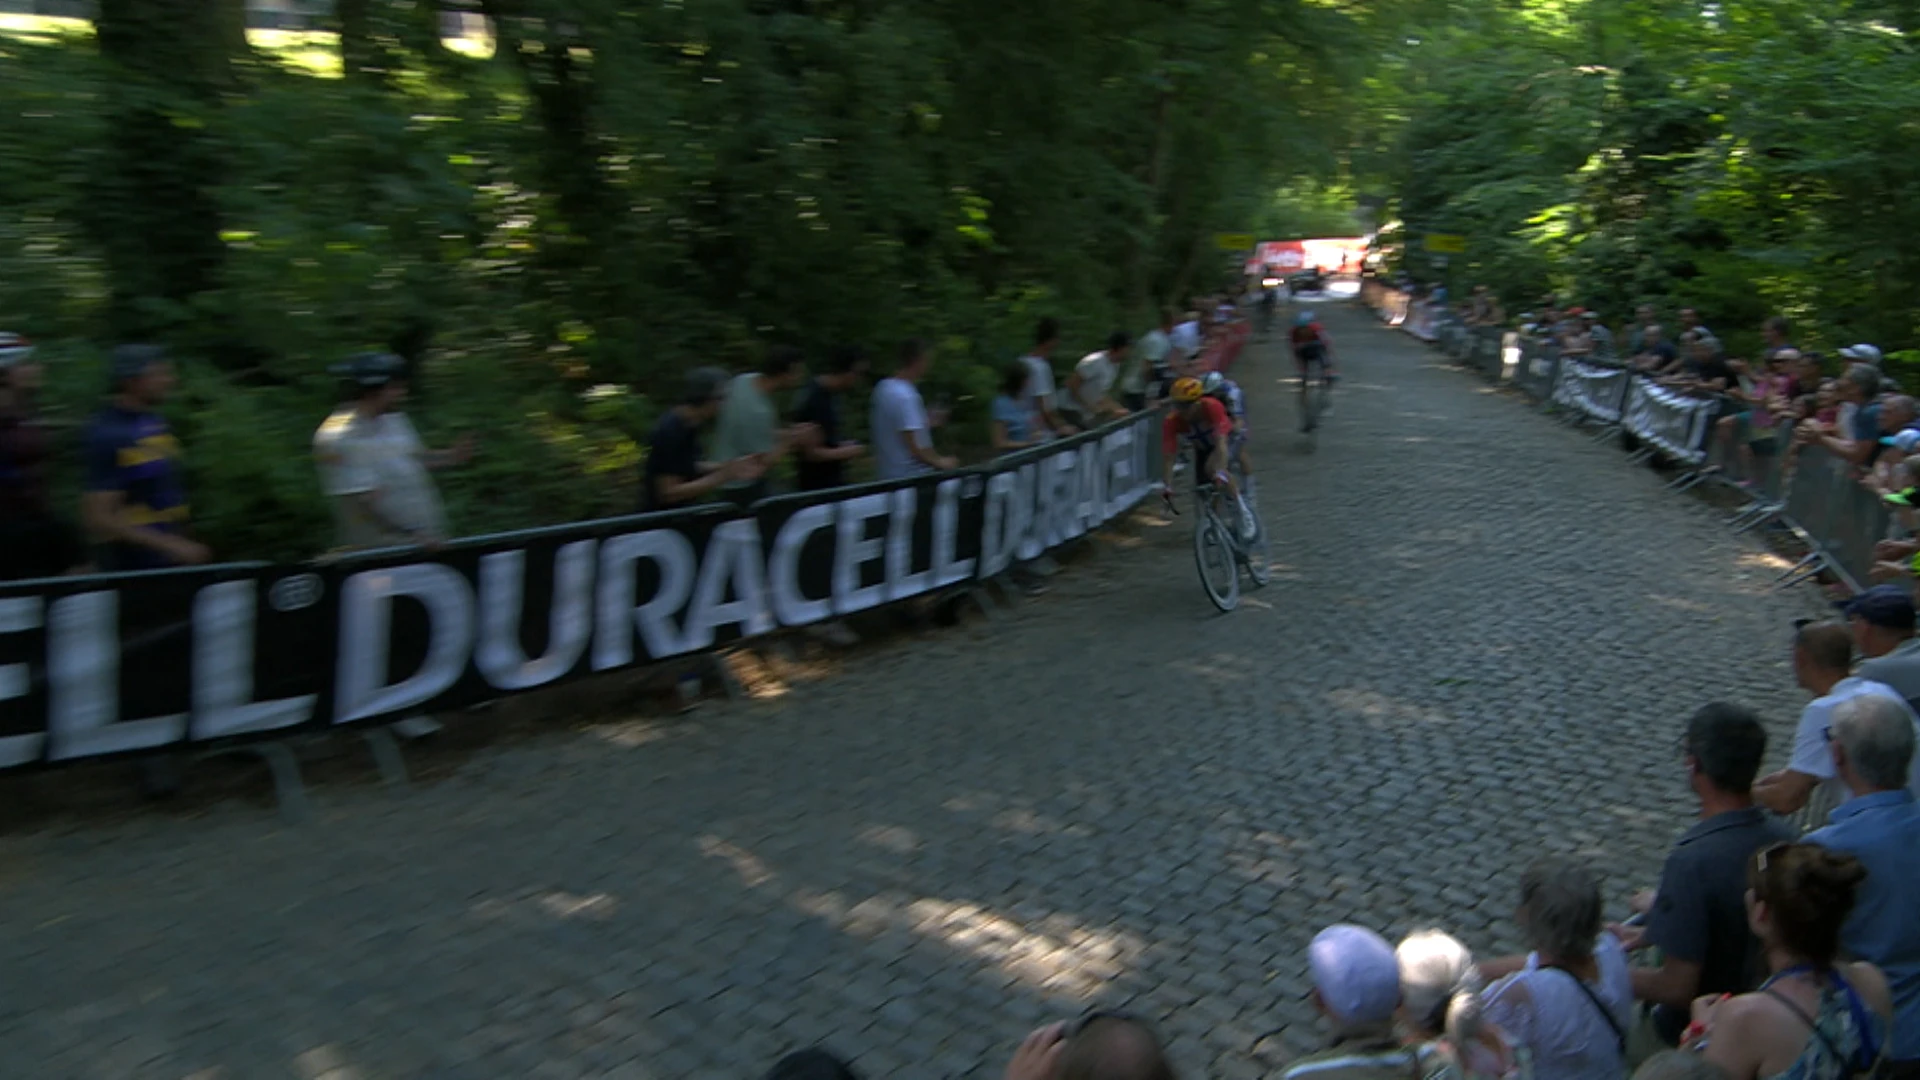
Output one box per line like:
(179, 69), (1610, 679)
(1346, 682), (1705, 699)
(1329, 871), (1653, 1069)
(1258, 285), (1278, 338)
(1201, 370), (1253, 495)
(1290, 310), (1338, 431)
(1161, 377), (1257, 538)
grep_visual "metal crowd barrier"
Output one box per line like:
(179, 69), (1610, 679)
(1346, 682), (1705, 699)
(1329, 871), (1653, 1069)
(1369, 282), (1910, 596)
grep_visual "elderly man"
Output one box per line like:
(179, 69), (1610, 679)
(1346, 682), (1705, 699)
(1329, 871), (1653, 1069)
(1755, 621), (1917, 818)
(1630, 324), (1681, 376)
(1278, 924), (1413, 1078)
(1583, 311), (1615, 360)
(1800, 367), (1904, 469)
(1851, 584), (1920, 703)
(1806, 695), (1920, 1077)
(1614, 703), (1793, 1046)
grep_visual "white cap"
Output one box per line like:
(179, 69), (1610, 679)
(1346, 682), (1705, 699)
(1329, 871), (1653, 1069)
(1839, 343), (1884, 366)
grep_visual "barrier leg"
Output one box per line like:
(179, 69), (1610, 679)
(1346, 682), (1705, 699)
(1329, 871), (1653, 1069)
(195, 741), (310, 825)
(362, 727), (410, 789)
(1774, 552), (1828, 590)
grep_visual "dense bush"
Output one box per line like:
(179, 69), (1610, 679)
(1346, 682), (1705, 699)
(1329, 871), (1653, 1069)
(1376, 0), (1920, 368)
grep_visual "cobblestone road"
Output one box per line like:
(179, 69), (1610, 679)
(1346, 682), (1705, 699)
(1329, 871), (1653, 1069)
(0, 304), (1823, 1079)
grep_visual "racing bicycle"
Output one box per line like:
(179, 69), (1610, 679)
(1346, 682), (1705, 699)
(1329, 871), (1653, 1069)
(1169, 463), (1270, 612)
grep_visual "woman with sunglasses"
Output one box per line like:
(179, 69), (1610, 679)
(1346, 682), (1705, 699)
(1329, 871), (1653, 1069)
(1685, 843), (1892, 1078)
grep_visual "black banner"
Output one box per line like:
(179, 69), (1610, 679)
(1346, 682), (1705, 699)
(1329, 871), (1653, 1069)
(0, 412), (1160, 769)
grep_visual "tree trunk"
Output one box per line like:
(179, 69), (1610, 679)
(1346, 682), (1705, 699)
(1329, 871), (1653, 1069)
(93, 0), (234, 340)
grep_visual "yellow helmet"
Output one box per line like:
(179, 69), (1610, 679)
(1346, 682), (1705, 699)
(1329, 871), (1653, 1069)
(1170, 376), (1204, 404)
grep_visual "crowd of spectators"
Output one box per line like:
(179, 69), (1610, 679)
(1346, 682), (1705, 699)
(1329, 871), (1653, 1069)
(1449, 288), (1920, 598)
(0, 285), (1262, 585)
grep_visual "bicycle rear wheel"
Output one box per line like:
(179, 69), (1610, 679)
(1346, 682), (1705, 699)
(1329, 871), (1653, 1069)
(1194, 509), (1240, 612)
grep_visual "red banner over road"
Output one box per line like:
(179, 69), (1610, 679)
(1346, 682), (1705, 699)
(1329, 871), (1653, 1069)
(1246, 237), (1368, 277)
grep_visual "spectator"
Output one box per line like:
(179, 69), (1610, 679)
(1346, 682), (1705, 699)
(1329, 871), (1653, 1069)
(1666, 333), (1735, 397)
(641, 366), (766, 512)
(1754, 621), (1913, 818)
(1805, 694), (1920, 1076)
(1635, 303), (1659, 339)
(712, 346), (810, 507)
(871, 338), (957, 482)
(1614, 703), (1793, 1047)
(1064, 332), (1132, 427)
(1714, 348), (1794, 487)
(1478, 858), (1633, 1080)
(1467, 285), (1493, 326)
(765, 1048), (861, 1079)
(1396, 929), (1525, 1078)
(1838, 343), (1886, 392)
(1584, 312), (1615, 360)
(313, 352), (475, 552)
(1793, 363), (1881, 466)
(1125, 310), (1175, 412)
(1632, 1051), (1727, 1080)
(992, 363), (1041, 453)
(1630, 324), (1681, 376)
(1277, 924), (1415, 1078)
(1020, 318), (1077, 442)
(1679, 307), (1714, 344)
(1684, 844), (1892, 1079)
(1003, 1014), (1179, 1080)
(1848, 584), (1920, 703)
(1171, 309), (1203, 368)
(0, 332), (86, 580)
(792, 345), (868, 494)
(1561, 309), (1594, 358)
(80, 344), (209, 570)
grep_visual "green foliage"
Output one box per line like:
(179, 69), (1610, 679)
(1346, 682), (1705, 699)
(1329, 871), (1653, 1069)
(1370, 0), (1920, 368)
(0, 1), (1394, 562)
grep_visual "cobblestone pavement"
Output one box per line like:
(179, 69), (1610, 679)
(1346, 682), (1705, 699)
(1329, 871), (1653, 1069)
(0, 304), (1824, 1079)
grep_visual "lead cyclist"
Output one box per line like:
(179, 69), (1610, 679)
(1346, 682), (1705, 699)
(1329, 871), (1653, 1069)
(1160, 376), (1257, 539)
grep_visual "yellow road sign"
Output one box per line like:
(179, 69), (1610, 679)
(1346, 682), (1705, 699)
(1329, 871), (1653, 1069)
(1424, 233), (1467, 254)
(1215, 232), (1255, 252)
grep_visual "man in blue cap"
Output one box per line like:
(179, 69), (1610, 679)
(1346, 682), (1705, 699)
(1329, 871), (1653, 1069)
(1852, 583), (1920, 704)
(1278, 924), (1414, 1078)
(80, 344), (209, 570)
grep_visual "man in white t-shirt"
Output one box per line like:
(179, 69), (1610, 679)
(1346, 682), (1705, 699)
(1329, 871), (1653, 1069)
(1757, 621), (1920, 817)
(1125, 309), (1174, 411)
(313, 352), (474, 551)
(871, 338), (956, 481)
(1019, 318), (1076, 443)
(1170, 311), (1203, 368)
(1063, 332), (1131, 427)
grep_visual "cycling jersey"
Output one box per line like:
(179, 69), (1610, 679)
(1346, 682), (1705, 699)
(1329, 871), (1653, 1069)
(1291, 322), (1330, 361)
(1162, 397), (1233, 461)
(1213, 379), (1246, 421)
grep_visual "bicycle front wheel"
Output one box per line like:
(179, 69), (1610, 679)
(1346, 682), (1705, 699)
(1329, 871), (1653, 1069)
(1194, 511), (1240, 612)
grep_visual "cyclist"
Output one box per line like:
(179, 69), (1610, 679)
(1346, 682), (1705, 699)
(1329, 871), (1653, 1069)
(1161, 376), (1257, 538)
(1290, 310), (1338, 431)
(1257, 284), (1277, 338)
(1201, 370), (1253, 498)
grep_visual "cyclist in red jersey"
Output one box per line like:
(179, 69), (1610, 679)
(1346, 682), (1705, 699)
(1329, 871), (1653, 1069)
(1290, 310), (1337, 430)
(1161, 376), (1256, 538)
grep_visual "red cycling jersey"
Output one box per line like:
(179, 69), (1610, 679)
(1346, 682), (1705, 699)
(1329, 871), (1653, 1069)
(1162, 396), (1232, 458)
(1290, 322), (1330, 351)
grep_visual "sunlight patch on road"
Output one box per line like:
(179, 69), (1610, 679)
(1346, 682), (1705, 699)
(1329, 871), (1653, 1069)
(698, 835), (777, 888)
